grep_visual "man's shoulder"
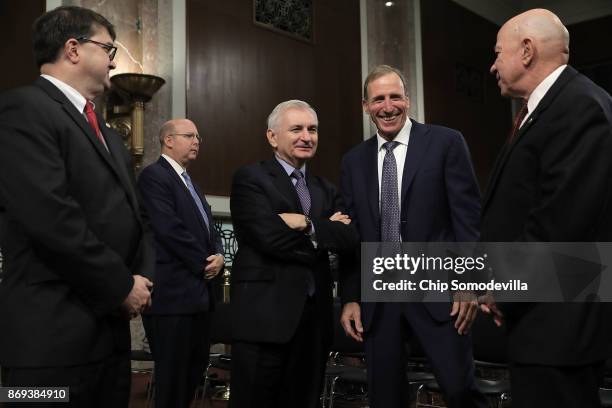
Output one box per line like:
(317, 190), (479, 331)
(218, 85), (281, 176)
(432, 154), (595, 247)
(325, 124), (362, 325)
(0, 82), (53, 112)
(139, 158), (174, 183)
(233, 160), (274, 179)
(342, 136), (375, 162)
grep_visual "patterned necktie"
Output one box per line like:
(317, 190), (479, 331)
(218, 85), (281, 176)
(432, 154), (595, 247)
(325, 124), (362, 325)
(291, 169), (311, 216)
(182, 171), (211, 232)
(84, 101), (107, 147)
(381, 141), (401, 242)
(291, 169), (315, 296)
(508, 102), (528, 143)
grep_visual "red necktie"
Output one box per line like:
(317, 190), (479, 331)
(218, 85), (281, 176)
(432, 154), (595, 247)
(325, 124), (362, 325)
(84, 101), (106, 145)
(508, 102), (528, 143)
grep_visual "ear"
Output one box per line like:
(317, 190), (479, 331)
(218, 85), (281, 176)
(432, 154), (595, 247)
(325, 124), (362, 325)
(521, 38), (534, 67)
(362, 99), (370, 114)
(64, 38), (80, 64)
(266, 129), (278, 148)
(164, 134), (174, 148)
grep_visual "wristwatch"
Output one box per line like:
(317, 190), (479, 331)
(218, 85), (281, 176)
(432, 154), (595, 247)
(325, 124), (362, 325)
(304, 215), (312, 233)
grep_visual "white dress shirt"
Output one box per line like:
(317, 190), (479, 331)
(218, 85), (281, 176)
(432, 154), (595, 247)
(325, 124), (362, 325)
(377, 118), (412, 207)
(520, 64), (567, 128)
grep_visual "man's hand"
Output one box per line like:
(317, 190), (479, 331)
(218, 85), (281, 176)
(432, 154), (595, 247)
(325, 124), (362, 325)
(478, 292), (504, 327)
(278, 213), (307, 231)
(122, 275), (153, 318)
(340, 302), (364, 342)
(329, 211), (351, 225)
(204, 254), (224, 279)
(450, 291), (479, 335)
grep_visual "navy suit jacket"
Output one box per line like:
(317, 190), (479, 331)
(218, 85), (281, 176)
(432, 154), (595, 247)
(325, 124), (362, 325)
(138, 156), (223, 314)
(339, 119), (481, 328)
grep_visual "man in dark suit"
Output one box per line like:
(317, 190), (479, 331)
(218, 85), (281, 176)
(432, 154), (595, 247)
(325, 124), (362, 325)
(137, 118), (224, 408)
(229, 100), (359, 408)
(481, 9), (612, 407)
(339, 65), (486, 408)
(0, 6), (153, 407)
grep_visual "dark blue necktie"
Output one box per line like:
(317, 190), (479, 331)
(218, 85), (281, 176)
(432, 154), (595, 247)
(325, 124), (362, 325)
(182, 171), (211, 232)
(381, 141), (401, 242)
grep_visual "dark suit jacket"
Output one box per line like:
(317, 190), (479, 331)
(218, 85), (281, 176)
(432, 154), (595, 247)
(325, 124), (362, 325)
(339, 119), (481, 328)
(137, 156), (223, 314)
(229, 158), (359, 344)
(481, 66), (612, 365)
(0, 77), (154, 367)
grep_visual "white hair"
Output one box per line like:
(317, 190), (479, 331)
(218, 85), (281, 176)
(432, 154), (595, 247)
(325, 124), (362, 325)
(267, 100), (318, 132)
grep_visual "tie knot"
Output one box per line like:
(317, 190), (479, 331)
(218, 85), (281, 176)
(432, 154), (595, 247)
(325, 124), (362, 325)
(383, 141), (400, 153)
(85, 101), (94, 114)
(292, 169), (304, 180)
(182, 171), (191, 181)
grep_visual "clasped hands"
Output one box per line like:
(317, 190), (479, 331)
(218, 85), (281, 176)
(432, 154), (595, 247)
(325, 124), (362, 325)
(278, 211), (351, 231)
(122, 275), (152, 319)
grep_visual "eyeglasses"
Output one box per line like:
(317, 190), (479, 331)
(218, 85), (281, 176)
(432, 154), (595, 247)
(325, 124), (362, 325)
(76, 37), (118, 61)
(170, 133), (202, 143)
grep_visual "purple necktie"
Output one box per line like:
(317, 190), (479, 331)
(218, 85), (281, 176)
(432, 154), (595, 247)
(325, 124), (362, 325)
(381, 141), (401, 242)
(291, 169), (311, 216)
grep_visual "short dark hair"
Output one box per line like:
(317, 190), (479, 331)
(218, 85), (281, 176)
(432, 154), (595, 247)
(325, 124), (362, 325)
(32, 6), (116, 68)
(363, 65), (409, 100)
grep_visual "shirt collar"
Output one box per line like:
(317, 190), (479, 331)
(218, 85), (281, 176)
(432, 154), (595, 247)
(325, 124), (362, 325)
(275, 154), (306, 178)
(526, 64), (567, 115)
(40, 74), (89, 114)
(161, 154), (187, 176)
(376, 118), (412, 152)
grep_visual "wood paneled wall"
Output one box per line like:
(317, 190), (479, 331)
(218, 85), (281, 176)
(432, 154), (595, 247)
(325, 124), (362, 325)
(421, 0), (510, 190)
(186, 0), (363, 196)
(0, 1), (45, 92)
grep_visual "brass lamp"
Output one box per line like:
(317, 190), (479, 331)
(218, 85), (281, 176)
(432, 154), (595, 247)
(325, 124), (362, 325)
(109, 73), (165, 170)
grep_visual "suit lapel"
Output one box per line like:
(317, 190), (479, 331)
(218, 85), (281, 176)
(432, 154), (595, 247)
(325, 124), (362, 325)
(263, 158), (302, 213)
(102, 125), (141, 217)
(36, 78), (138, 205)
(483, 66), (578, 210)
(400, 120), (431, 205)
(362, 137), (380, 229)
(159, 157), (211, 238)
(306, 172), (324, 217)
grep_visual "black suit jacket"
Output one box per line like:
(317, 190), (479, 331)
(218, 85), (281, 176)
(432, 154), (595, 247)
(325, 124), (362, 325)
(339, 120), (481, 328)
(137, 156), (223, 314)
(0, 77), (154, 367)
(229, 158), (359, 344)
(481, 66), (612, 365)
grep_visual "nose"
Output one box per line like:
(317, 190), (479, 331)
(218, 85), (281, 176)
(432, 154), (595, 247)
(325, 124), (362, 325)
(109, 60), (117, 70)
(490, 63), (496, 75)
(300, 129), (312, 142)
(383, 97), (394, 112)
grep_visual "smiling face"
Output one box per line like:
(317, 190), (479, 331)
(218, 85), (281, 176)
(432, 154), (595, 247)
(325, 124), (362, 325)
(267, 108), (318, 168)
(363, 72), (410, 140)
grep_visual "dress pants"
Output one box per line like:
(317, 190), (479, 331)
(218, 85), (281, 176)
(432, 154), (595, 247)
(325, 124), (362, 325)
(365, 302), (487, 408)
(142, 313), (211, 408)
(1, 350), (130, 408)
(510, 361), (605, 408)
(229, 297), (328, 408)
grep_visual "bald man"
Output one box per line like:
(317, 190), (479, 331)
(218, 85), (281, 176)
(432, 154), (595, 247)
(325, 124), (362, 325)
(137, 119), (224, 408)
(481, 9), (612, 407)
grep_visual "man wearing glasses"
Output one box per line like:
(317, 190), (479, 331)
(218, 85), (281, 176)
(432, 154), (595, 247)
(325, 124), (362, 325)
(137, 118), (224, 408)
(0, 6), (153, 408)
